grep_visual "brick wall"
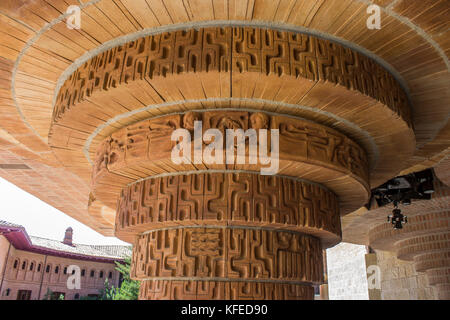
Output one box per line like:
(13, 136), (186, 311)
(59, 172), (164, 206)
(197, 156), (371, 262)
(0, 246), (121, 300)
(375, 250), (437, 300)
(0, 235), (11, 285)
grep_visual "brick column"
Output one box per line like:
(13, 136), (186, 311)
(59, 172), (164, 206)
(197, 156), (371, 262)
(115, 173), (342, 299)
(86, 106), (371, 300)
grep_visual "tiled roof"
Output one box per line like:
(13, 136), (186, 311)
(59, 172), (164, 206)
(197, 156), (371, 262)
(30, 236), (131, 259)
(0, 220), (131, 260)
(0, 220), (24, 229)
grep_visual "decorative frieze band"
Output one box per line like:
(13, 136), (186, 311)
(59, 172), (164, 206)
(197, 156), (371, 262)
(130, 227), (323, 284)
(93, 110), (368, 182)
(52, 27), (411, 128)
(138, 279), (314, 300)
(115, 172), (341, 245)
(93, 110), (369, 215)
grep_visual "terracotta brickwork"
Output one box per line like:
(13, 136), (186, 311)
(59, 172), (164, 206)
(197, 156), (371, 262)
(0, 0), (448, 300)
(131, 227), (322, 282)
(139, 279), (314, 300)
(0, 245), (120, 300)
(117, 173), (340, 300)
(92, 111), (369, 215)
(116, 173), (341, 245)
(52, 28), (410, 129)
(369, 208), (450, 299)
(0, 235), (10, 286)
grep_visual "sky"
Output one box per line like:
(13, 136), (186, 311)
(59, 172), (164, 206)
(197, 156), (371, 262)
(0, 176), (128, 246)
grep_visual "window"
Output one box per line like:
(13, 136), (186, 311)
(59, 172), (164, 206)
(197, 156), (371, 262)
(55, 266), (59, 274)
(108, 271), (113, 279)
(29, 262), (34, 271)
(63, 267), (67, 275)
(51, 292), (65, 300)
(99, 271), (104, 278)
(21, 261), (26, 270)
(74, 293), (80, 300)
(5, 289), (10, 296)
(13, 260), (18, 269)
(17, 290), (32, 300)
(37, 264), (41, 272)
(90, 270), (95, 278)
(46, 265), (51, 273)
(81, 269), (86, 277)
(118, 273), (124, 287)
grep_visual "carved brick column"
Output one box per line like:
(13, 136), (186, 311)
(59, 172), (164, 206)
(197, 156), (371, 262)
(115, 172), (340, 299)
(46, 25), (408, 299)
(85, 106), (371, 299)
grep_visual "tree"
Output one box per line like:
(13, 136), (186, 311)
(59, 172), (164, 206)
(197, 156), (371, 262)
(42, 288), (65, 300)
(113, 256), (140, 300)
(97, 278), (117, 300)
(79, 256), (139, 300)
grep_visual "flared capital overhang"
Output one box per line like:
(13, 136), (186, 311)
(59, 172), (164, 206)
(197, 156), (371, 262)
(0, 0), (448, 244)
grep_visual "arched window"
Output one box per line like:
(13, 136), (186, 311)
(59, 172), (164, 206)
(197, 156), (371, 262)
(90, 270), (95, 278)
(46, 265), (51, 273)
(29, 262), (34, 271)
(21, 261), (26, 270)
(13, 259), (19, 269)
(37, 264), (42, 272)
(81, 269), (86, 277)
(55, 266), (59, 274)
(63, 267), (67, 275)
(108, 271), (113, 279)
(99, 271), (104, 278)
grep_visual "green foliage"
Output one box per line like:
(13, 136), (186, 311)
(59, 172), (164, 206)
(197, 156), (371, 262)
(42, 288), (65, 300)
(79, 256), (140, 300)
(42, 288), (53, 300)
(112, 256), (140, 300)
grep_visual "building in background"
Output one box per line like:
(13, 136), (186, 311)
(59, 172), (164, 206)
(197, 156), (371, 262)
(0, 220), (131, 300)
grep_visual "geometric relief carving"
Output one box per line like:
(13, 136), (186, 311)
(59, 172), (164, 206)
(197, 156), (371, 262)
(116, 173), (341, 241)
(139, 279), (314, 300)
(130, 227), (323, 283)
(53, 27), (410, 132)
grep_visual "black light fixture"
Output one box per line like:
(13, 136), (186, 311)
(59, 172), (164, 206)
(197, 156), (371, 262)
(387, 206), (408, 229)
(366, 168), (435, 230)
